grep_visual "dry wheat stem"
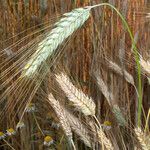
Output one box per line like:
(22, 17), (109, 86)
(22, 8), (91, 77)
(55, 73), (96, 116)
(3, 139), (16, 150)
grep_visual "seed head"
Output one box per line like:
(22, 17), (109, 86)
(44, 135), (53, 146)
(25, 103), (36, 112)
(6, 128), (16, 136)
(0, 132), (6, 139)
(102, 121), (112, 130)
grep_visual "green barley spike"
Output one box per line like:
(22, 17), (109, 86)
(23, 8), (90, 77)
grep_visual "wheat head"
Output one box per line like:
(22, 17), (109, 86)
(47, 93), (73, 140)
(94, 73), (126, 126)
(22, 8), (90, 77)
(139, 55), (150, 76)
(55, 73), (96, 116)
(134, 128), (149, 150)
(139, 55), (150, 85)
(108, 60), (135, 86)
(65, 110), (92, 148)
(112, 105), (127, 126)
(97, 127), (114, 150)
(94, 72), (114, 105)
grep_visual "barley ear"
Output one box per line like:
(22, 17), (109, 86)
(65, 110), (93, 148)
(94, 72), (113, 105)
(94, 72), (126, 126)
(139, 55), (150, 84)
(23, 8), (90, 77)
(134, 128), (149, 150)
(47, 94), (74, 146)
(55, 73), (96, 116)
(107, 60), (135, 86)
(139, 55), (150, 76)
(97, 127), (114, 150)
(112, 105), (127, 126)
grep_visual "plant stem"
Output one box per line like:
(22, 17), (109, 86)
(32, 112), (45, 136)
(3, 139), (16, 150)
(70, 139), (76, 150)
(144, 108), (150, 132)
(94, 115), (101, 128)
(87, 3), (142, 127)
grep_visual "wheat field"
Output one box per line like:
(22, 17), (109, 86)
(0, 0), (150, 150)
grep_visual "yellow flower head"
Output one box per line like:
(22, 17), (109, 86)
(0, 132), (4, 136)
(0, 132), (5, 139)
(6, 128), (16, 136)
(25, 103), (35, 112)
(44, 136), (53, 146)
(24, 63), (31, 70)
(103, 121), (112, 126)
(28, 103), (34, 107)
(44, 136), (53, 142)
(102, 121), (112, 130)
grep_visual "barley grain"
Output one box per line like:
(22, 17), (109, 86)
(134, 128), (149, 150)
(55, 73), (96, 116)
(23, 8), (90, 77)
(65, 110), (92, 148)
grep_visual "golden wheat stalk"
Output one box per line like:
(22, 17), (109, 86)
(134, 128), (149, 150)
(65, 110), (92, 148)
(22, 8), (91, 77)
(55, 73), (96, 116)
